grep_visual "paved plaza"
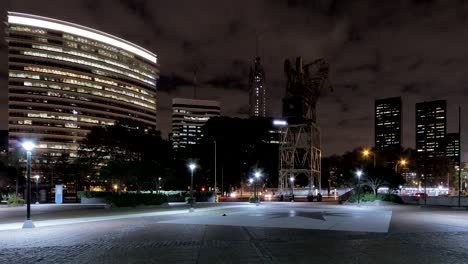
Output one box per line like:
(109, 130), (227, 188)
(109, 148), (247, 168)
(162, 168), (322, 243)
(1, 202), (468, 263)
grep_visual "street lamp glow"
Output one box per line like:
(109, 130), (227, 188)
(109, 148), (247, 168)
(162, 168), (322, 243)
(34, 175), (40, 181)
(254, 171), (261, 178)
(22, 141), (36, 151)
(290, 176), (295, 182)
(249, 178), (254, 184)
(356, 170), (363, 178)
(188, 163), (196, 171)
(400, 159), (407, 166)
(362, 149), (370, 157)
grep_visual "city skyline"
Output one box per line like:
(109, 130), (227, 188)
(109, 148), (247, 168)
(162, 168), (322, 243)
(0, 1), (467, 156)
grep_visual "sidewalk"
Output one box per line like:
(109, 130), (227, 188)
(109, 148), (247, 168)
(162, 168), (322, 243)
(0, 202), (252, 231)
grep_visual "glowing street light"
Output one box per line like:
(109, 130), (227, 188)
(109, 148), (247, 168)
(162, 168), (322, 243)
(362, 148), (376, 168)
(356, 170), (363, 205)
(395, 159), (408, 173)
(188, 163), (197, 212)
(22, 141), (36, 228)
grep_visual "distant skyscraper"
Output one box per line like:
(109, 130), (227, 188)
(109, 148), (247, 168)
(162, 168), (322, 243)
(172, 98), (221, 149)
(446, 133), (460, 165)
(416, 100), (447, 159)
(249, 57), (266, 117)
(375, 97), (402, 150)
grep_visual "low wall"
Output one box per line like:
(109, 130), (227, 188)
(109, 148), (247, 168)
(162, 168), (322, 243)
(402, 196), (468, 206)
(80, 197), (106, 204)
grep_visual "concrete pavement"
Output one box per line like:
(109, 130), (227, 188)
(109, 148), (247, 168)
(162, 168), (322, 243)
(1, 202), (468, 263)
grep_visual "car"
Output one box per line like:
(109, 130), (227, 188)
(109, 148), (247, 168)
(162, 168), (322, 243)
(415, 192), (428, 198)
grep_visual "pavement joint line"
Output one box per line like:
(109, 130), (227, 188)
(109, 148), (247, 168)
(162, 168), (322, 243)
(0, 204), (254, 231)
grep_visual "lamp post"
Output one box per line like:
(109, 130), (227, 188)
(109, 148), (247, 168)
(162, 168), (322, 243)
(157, 177), (162, 194)
(249, 178), (254, 198)
(356, 170), (363, 205)
(254, 172), (261, 199)
(188, 163), (196, 212)
(214, 140), (217, 195)
(22, 141), (35, 228)
(290, 176), (295, 202)
(34, 175), (40, 204)
(362, 149), (376, 168)
(395, 159), (407, 173)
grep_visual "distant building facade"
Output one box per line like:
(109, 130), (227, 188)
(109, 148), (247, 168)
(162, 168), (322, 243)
(172, 98), (221, 149)
(446, 133), (460, 165)
(416, 100), (447, 186)
(416, 100), (447, 159)
(249, 57), (266, 117)
(375, 97), (402, 150)
(6, 12), (159, 159)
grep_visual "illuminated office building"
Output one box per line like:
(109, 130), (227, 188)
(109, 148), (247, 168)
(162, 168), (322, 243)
(416, 100), (446, 159)
(249, 57), (266, 117)
(375, 97), (402, 150)
(172, 98), (220, 149)
(6, 12), (159, 159)
(445, 133), (460, 165)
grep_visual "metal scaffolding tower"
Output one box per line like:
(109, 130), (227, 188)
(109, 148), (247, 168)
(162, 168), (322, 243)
(279, 123), (321, 195)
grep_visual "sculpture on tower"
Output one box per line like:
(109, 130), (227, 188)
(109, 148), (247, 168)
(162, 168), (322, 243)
(283, 57), (332, 124)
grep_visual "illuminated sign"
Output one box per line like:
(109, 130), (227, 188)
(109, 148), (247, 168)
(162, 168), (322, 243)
(273, 119), (288, 126)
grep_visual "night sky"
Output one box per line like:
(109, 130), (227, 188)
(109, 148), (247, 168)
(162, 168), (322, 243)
(1, 0), (467, 157)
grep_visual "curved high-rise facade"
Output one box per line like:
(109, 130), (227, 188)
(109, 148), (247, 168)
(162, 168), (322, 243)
(6, 12), (159, 159)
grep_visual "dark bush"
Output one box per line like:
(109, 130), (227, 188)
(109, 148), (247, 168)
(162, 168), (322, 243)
(249, 195), (259, 203)
(347, 193), (404, 204)
(106, 193), (168, 207)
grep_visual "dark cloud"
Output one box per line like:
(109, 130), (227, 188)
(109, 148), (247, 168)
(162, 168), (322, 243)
(401, 83), (423, 95)
(236, 105), (250, 115)
(157, 74), (193, 92)
(205, 75), (246, 91)
(408, 59), (424, 70)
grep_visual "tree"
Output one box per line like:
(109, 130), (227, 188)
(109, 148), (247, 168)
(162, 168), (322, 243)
(364, 174), (384, 195)
(78, 118), (173, 191)
(0, 150), (23, 195)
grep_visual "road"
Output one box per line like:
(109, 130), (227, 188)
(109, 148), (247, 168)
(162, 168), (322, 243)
(1, 202), (468, 263)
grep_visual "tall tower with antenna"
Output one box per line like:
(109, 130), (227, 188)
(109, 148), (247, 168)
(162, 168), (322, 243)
(249, 45), (267, 117)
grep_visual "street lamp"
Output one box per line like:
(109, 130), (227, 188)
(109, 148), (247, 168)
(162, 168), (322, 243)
(254, 171), (262, 203)
(356, 170), (363, 205)
(157, 177), (162, 194)
(290, 176), (295, 202)
(395, 159), (407, 173)
(22, 141), (35, 228)
(34, 175), (40, 204)
(362, 149), (376, 168)
(188, 163), (196, 212)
